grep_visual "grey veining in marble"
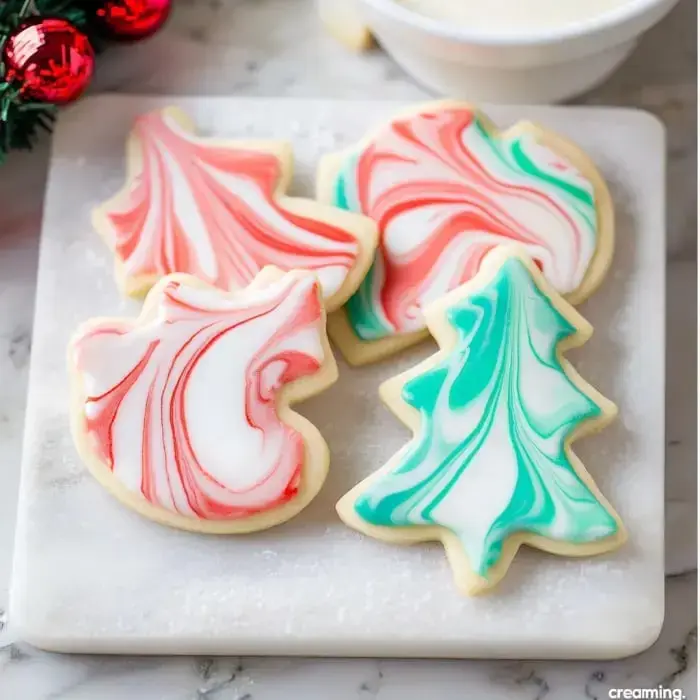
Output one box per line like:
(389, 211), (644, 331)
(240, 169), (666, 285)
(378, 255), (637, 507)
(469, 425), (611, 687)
(0, 0), (696, 697)
(0, 574), (696, 699)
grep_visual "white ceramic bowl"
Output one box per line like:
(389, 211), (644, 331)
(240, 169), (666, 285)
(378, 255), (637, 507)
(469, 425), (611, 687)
(358, 0), (681, 103)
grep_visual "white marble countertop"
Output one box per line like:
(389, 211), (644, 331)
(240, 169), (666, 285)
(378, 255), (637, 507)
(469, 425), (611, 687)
(0, 0), (696, 697)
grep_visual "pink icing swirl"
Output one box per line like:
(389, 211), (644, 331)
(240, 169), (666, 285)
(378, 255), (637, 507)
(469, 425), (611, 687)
(101, 108), (361, 298)
(342, 107), (597, 336)
(71, 273), (326, 520)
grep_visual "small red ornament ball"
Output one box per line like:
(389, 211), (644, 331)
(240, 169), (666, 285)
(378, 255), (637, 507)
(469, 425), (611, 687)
(3, 18), (94, 105)
(96, 0), (172, 41)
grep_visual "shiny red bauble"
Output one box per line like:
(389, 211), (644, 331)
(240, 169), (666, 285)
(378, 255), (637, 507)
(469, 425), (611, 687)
(2, 17), (94, 104)
(95, 0), (172, 41)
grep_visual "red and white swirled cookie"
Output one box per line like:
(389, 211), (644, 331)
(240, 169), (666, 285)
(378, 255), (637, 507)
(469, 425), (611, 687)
(92, 106), (377, 310)
(317, 101), (614, 365)
(68, 267), (337, 533)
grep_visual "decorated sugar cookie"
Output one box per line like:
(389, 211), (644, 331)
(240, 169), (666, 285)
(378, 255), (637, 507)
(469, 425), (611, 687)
(336, 246), (626, 595)
(93, 106), (377, 309)
(318, 101), (614, 365)
(68, 268), (338, 533)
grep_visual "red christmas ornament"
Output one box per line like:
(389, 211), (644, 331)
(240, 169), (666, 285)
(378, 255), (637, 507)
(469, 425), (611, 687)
(2, 17), (94, 105)
(96, 0), (172, 41)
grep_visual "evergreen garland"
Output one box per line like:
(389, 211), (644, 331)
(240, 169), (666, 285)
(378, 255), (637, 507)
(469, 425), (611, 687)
(0, 0), (94, 162)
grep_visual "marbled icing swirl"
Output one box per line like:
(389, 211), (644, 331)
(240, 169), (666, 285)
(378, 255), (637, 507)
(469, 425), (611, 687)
(71, 273), (326, 520)
(101, 108), (360, 298)
(353, 257), (618, 577)
(331, 107), (598, 341)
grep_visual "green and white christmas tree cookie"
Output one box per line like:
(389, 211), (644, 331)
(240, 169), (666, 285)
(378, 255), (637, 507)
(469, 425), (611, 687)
(336, 245), (626, 595)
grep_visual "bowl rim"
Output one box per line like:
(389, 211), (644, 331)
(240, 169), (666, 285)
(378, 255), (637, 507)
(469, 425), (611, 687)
(358, 0), (679, 45)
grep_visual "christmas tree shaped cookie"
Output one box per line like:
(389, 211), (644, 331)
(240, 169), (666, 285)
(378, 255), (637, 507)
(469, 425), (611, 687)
(336, 246), (626, 594)
(93, 106), (377, 308)
(318, 101), (614, 365)
(69, 267), (338, 534)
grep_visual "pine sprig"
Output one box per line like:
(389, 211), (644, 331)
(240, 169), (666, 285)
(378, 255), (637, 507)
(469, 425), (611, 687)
(0, 0), (94, 163)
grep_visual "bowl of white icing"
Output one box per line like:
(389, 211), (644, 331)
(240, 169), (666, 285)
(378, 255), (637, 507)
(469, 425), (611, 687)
(357, 0), (680, 102)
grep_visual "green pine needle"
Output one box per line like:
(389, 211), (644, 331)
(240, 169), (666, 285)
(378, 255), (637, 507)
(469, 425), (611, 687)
(0, 0), (96, 164)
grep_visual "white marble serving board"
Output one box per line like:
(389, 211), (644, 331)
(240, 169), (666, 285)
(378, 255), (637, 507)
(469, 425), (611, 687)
(10, 96), (665, 659)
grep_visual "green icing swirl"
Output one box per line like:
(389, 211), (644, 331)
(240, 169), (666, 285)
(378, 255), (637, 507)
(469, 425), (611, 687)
(330, 111), (599, 342)
(353, 258), (618, 577)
